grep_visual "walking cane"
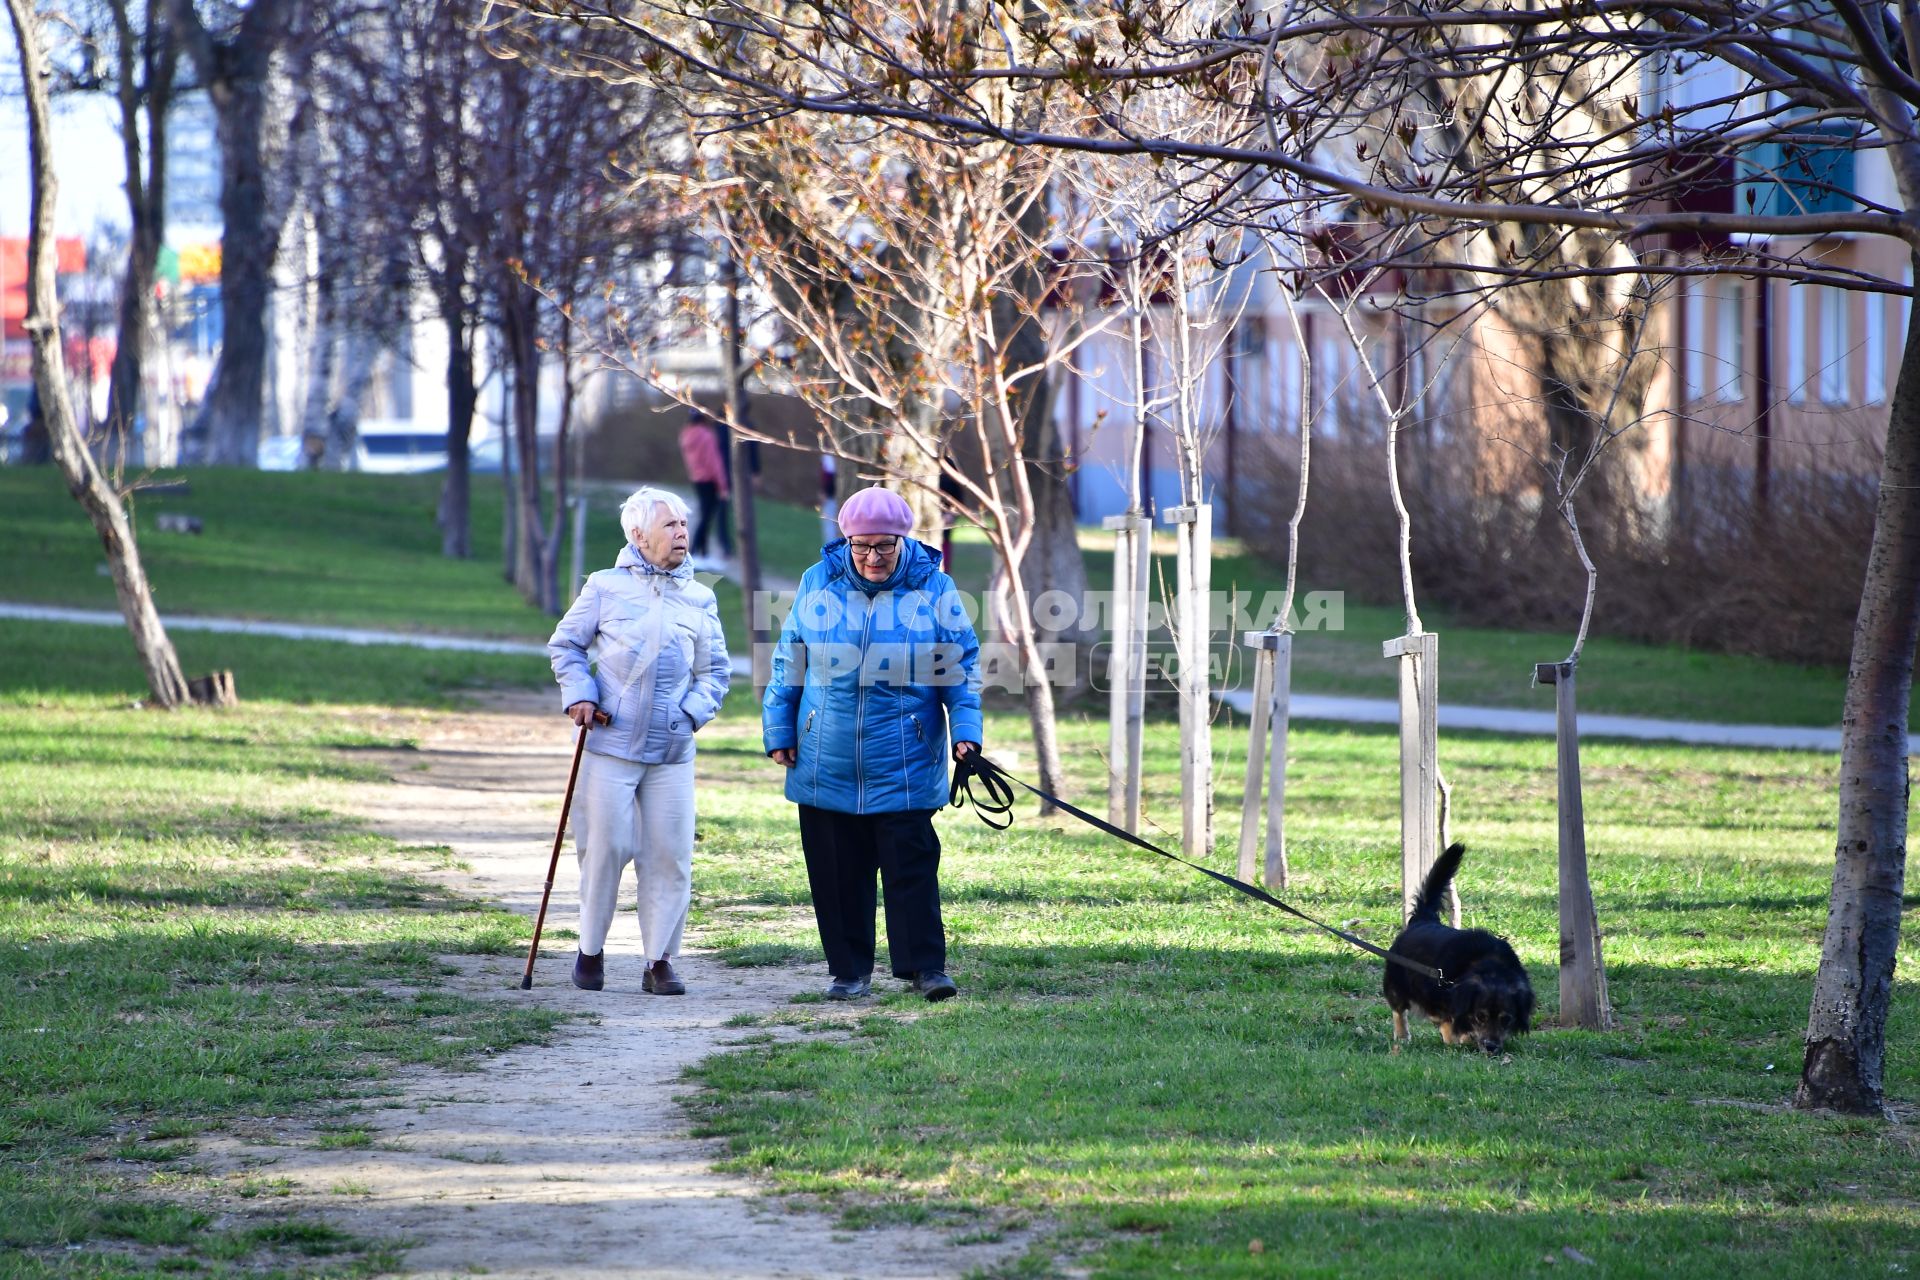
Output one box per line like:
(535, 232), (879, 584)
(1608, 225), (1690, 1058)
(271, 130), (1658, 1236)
(521, 710), (608, 990)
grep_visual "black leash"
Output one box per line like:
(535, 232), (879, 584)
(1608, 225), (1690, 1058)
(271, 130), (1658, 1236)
(949, 752), (1448, 985)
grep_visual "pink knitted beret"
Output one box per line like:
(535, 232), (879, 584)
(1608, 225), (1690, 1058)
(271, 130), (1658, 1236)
(837, 485), (916, 538)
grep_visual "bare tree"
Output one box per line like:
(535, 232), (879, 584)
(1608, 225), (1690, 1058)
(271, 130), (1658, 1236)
(480, 10), (679, 612)
(318, 0), (503, 556)
(7, 0), (189, 708)
(62, 0), (187, 466)
(702, 117), (1110, 800)
(165, 0), (305, 466)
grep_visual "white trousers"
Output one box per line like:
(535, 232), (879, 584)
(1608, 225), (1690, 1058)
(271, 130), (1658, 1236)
(572, 751), (696, 959)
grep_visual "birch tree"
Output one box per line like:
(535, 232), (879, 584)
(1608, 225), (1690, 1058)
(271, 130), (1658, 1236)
(709, 118), (1107, 800)
(7, 0), (189, 708)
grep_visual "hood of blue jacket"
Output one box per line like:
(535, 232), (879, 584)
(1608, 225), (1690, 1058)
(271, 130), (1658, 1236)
(821, 535), (942, 596)
(616, 541), (696, 582)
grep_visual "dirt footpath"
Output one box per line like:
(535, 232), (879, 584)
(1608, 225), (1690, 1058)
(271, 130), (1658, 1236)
(228, 694), (1033, 1280)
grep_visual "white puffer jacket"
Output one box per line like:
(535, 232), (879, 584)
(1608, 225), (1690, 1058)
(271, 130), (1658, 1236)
(548, 544), (731, 764)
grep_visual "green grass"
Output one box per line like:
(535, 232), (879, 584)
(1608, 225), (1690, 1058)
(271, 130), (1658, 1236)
(2, 469), (1915, 1277)
(0, 466), (829, 667)
(0, 467), (560, 639)
(0, 678), (566, 1277)
(0, 464), (1888, 726)
(678, 700), (1919, 1279)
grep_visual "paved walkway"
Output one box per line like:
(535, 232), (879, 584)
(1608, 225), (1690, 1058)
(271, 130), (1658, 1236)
(0, 602), (552, 655)
(1214, 687), (1909, 754)
(8, 600), (1893, 754)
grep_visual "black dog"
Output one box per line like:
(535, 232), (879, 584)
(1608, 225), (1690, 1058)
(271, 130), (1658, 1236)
(1383, 842), (1534, 1053)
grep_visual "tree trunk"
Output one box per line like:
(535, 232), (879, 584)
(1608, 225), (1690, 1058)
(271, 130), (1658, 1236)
(200, 64), (280, 464)
(871, 398), (943, 533)
(722, 251), (769, 690)
(105, 11), (175, 465)
(502, 286), (548, 604)
(7, 0), (189, 709)
(438, 315), (475, 559)
(168, 0), (295, 466)
(1795, 270), (1920, 1117)
(499, 357), (518, 582)
(322, 320), (379, 470)
(997, 190), (1094, 689)
(298, 248), (337, 451)
(537, 360), (574, 616)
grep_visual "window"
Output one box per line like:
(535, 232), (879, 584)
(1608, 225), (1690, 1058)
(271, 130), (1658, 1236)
(1787, 284), (1808, 402)
(1866, 290), (1887, 404)
(1683, 283), (1705, 401)
(1717, 281), (1745, 401)
(1316, 331), (1343, 438)
(1819, 286), (1850, 404)
(1233, 317), (1269, 429)
(1278, 332), (1302, 434)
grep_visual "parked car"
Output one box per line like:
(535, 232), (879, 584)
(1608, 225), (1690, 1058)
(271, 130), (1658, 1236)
(254, 421), (506, 474)
(355, 420), (449, 474)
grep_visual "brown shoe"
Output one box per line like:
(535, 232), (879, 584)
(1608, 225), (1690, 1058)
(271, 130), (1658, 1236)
(642, 958), (686, 995)
(571, 950), (605, 992)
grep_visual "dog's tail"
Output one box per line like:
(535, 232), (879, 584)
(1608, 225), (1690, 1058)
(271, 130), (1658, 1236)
(1409, 842), (1466, 923)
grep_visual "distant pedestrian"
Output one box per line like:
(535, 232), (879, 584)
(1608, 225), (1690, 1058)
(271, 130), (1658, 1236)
(678, 411), (732, 560)
(18, 384), (49, 465)
(547, 486), (731, 995)
(763, 485), (983, 1003)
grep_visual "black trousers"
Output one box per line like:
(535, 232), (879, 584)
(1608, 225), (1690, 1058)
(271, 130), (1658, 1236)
(691, 481), (732, 556)
(796, 805), (946, 981)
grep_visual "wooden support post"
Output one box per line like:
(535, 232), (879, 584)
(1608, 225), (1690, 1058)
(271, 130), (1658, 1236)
(1166, 504), (1213, 860)
(1237, 635), (1275, 883)
(1384, 632), (1439, 921)
(1103, 513), (1144, 827)
(1267, 631), (1293, 890)
(1126, 511), (1148, 830)
(1537, 660), (1613, 1030)
(1238, 630), (1293, 888)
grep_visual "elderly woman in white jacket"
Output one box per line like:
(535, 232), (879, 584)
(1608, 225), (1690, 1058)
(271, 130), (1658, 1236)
(548, 487), (730, 995)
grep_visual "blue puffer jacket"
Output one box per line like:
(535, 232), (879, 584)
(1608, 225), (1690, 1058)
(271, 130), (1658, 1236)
(763, 538), (983, 814)
(549, 544), (730, 765)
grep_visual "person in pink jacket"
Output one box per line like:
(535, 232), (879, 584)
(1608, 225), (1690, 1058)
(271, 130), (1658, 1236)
(677, 410), (733, 559)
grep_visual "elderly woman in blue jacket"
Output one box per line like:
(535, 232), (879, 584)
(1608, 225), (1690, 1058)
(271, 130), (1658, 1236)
(764, 485), (983, 1002)
(549, 486), (730, 996)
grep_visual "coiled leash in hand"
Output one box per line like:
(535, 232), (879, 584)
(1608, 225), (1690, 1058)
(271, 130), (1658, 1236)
(949, 751), (1448, 984)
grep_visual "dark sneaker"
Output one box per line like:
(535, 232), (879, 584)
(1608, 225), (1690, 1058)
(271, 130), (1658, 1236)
(642, 958), (686, 995)
(912, 971), (958, 1002)
(572, 950), (605, 992)
(825, 975), (872, 1001)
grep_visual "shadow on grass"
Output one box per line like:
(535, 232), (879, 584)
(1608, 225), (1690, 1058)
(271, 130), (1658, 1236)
(686, 940), (1913, 1277)
(0, 805), (367, 846)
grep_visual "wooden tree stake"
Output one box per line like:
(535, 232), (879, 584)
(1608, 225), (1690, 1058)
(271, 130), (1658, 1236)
(1238, 630), (1293, 888)
(1537, 660), (1614, 1029)
(1167, 503), (1213, 859)
(1104, 512), (1148, 828)
(1384, 632), (1439, 920)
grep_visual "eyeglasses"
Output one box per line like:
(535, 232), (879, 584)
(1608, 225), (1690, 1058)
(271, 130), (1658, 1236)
(848, 537), (900, 560)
